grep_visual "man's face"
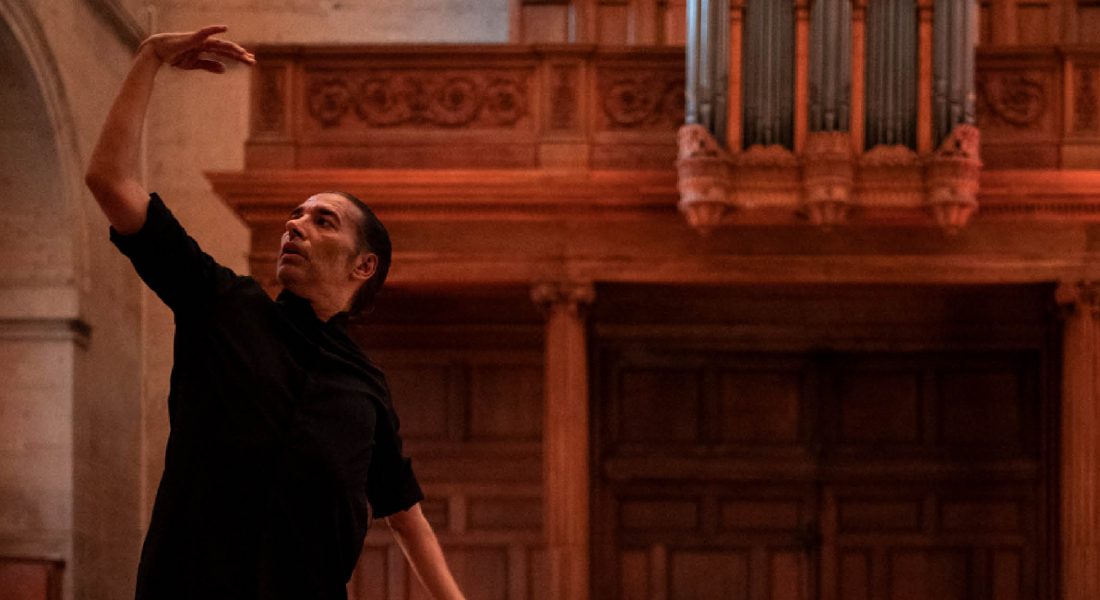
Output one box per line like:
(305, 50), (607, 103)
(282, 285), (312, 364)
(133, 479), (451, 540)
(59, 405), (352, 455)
(275, 193), (373, 301)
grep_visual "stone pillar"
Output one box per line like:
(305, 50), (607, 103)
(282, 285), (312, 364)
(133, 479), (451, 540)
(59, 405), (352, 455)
(532, 282), (595, 600)
(1056, 281), (1100, 600)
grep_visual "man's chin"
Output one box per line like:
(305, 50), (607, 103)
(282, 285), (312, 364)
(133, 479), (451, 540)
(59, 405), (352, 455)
(275, 263), (305, 290)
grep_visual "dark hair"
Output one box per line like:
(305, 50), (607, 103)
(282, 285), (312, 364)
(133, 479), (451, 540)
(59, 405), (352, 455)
(332, 191), (391, 316)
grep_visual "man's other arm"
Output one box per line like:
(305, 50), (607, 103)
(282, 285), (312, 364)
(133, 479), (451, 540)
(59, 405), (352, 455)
(85, 25), (254, 234)
(387, 503), (466, 600)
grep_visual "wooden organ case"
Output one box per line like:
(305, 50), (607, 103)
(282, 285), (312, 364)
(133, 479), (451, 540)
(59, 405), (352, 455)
(208, 1), (1100, 599)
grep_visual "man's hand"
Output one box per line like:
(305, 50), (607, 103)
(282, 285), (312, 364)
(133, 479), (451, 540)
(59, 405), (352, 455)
(87, 25), (255, 234)
(137, 25), (255, 73)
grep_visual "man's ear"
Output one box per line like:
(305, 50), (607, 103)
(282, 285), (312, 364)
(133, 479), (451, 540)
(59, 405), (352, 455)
(352, 252), (378, 282)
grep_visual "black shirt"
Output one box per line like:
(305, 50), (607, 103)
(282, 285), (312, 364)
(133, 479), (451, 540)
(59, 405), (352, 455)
(111, 194), (423, 600)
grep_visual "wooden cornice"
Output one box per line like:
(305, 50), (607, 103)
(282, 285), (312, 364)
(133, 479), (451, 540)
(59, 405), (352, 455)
(208, 167), (1100, 289)
(209, 168), (1100, 224)
(207, 168), (678, 223)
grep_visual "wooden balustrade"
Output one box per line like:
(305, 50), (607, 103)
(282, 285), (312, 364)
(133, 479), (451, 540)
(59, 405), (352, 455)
(246, 45), (683, 172)
(244, 43), (1100, 173)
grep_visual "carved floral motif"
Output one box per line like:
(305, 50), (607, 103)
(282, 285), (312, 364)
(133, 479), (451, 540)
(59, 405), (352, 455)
(1075, 67), (1099, 134)
(977, 73), (1046, 127)
(308, 78), (353, 128)
(307, 70), (529, 129)
(599, 70), (684, 130)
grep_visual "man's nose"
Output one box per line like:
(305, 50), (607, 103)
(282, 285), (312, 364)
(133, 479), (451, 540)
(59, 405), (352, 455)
(285, 218), (304, 239)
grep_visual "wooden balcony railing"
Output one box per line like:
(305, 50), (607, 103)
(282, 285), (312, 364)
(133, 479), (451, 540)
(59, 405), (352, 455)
(246, 44), (683, 171)
(230, 43), (1100, 236)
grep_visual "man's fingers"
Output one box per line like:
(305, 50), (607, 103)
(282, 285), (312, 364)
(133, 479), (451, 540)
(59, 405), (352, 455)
(194, 59), (227, 74)
(191, 25), (229, 42)
(203, 39), (256, 64)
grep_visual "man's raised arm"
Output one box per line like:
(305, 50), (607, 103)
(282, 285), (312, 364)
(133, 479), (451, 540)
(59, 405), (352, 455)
(85, 25), (254, 235)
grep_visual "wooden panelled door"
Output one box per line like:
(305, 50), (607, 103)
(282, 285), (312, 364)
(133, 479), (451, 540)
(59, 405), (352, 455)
(592, 285), (1052, 600)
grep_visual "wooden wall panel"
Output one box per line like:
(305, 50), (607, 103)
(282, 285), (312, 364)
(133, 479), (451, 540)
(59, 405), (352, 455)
(887, 550), (970, 600)
(719, 370), (802, 444)
(937, 368), (1024, 450)
(617, 368), (701, 444)
(383, 364), (453, 440)
(522, 5), (572, 43)
(596, 3), (631, 45)
(408, 548), (510, 600)
(838, 370), (922, 445)
(347, 322), (545, 600)
(619, 550), (649, 600)
(669, 550), (750, 600)
(513, 0), (684, 45)
(594, 286), (1051, 600)
(823, 485), (1039, 600)
(469, 365), (543, 441)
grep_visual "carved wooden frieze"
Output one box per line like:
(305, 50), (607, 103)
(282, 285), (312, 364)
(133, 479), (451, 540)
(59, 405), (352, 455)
(304, 69), (531, 131)
(596, 67), (684, 131)
(245, 45), (683, 169)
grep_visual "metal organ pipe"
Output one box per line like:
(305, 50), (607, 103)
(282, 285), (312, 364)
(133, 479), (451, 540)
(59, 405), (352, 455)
(865, 0), (917, 149)
(810, 0), (851, 131)
(741, 0), (794, 148)
(933, 0), (977, 144)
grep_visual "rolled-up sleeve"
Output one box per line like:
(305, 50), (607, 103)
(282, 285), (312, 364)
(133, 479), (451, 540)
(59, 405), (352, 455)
(110, 193), (239, 314)
(366, 396), (425, 519)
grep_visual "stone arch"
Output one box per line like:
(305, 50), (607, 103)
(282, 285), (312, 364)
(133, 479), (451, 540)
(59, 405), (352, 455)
(0, 0), (87, 300)
(0, 4), (89, 599)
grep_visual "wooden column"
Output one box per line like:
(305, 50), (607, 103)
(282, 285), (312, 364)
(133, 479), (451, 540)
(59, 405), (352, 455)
(532, 282), (595, 600)
(1056, 281), (1100, 600)
(916, 0), (935, 154)
(850, 0), (866, 153)
(794, 0), (812, 153)
(728, 0), (746, 150)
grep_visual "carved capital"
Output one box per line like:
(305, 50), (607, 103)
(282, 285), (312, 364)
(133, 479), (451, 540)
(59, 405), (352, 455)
(1056, 281), (1100, 318)
(532, 282), (596, 318)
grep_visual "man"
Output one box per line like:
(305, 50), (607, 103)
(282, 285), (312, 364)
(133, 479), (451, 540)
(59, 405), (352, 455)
(85, 25), (465, 600)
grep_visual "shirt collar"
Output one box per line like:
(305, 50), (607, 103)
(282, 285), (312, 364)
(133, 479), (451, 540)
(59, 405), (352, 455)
(276, 289), (351, 332)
